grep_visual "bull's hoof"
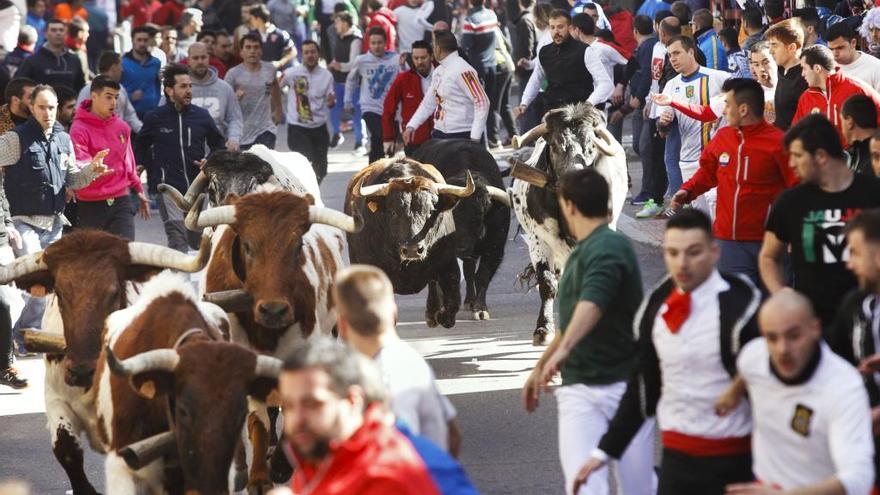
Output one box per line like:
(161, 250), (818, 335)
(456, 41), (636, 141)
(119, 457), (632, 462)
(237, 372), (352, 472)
(247, 479), (273, 495)
(234, 469), (249, 492)
(438, 310), (456, 328)
(533, 327), (554, 346)
(472, 310), (490, 321)
(425, 313), (439, 328)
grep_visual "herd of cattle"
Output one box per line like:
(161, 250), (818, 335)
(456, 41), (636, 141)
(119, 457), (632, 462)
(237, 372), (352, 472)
(6, 102), (628, 494)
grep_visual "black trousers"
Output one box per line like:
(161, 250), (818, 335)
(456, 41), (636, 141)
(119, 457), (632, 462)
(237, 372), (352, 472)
(0, 290), (12, 368)
(488, 69), (516, 143)
(76, 193), (137, 241)
(243, 130), (277, 151)
(363, 111), (384, 163)
(658, 449), (754, 495)
(288, 124), (330, 182)
(639, 118), (668, 203)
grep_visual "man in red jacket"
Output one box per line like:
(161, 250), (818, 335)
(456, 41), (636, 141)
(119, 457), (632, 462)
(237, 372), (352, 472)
(364, 0), (397, 54)
(382, 39), (434, 156)
(793, 44), (880, 147)
(280, 338), (441, 495)
(670, 78), (799, 285)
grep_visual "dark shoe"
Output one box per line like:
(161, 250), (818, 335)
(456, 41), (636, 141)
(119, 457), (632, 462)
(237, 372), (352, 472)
(630, 192), (651, 205)
(330, 133), (344, 149)
(0, 367), (28, 389)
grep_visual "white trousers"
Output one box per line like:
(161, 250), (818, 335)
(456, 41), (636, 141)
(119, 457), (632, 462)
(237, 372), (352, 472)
(556, 382), (657, 495)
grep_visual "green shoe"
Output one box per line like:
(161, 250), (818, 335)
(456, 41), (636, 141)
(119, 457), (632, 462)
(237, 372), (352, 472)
(636, 199), (663, 218)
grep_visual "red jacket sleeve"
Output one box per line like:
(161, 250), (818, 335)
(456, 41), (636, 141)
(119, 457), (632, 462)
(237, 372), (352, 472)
(670, 100), (718, 122)
(681, 136), (721, 199)
(792, 96), (808, 128)
(776, 144), (798, 187)
(382, 74), (404, 143)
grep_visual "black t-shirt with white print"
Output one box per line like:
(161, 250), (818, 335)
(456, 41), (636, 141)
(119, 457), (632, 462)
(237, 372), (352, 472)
(766, 175), (880, 327)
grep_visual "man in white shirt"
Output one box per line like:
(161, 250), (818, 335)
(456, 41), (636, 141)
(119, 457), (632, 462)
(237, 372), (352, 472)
(727, 290), (875, 494)
(827, 21), (880, 93)
(283, 40), (334, 182)
(333, 264), (461, 455)
(749, 41), (778, 125)
(570, 13), (625, 87)
(657, 35), (729, 217)
(393, 0), (433, 54)
(513, 10), (612, 118)
(573, 209), (760, 494)
(404, 29), (489, 143)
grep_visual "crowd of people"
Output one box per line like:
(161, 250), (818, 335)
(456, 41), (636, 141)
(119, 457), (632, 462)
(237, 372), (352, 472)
(6, 0), (880, 492)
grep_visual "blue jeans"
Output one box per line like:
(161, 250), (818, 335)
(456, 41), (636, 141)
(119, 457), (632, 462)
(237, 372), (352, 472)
(664, 124), (683, 197)
(330, 82), (363, 146)
(12, 218), (63, 335)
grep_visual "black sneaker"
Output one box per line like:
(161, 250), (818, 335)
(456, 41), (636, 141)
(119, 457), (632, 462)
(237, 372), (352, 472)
(0, 367), (28, 389)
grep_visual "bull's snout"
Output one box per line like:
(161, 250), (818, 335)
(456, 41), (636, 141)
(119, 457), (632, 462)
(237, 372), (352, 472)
(399, 242), (426, 261)
(65, 362), (95, 387)
(256, 300), (293, 328)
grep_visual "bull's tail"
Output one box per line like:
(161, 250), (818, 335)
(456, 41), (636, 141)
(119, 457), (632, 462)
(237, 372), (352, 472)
(515, 263), (538, 293)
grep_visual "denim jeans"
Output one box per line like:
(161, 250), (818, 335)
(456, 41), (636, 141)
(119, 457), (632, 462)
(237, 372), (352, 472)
(330, 81), (363, 146)
(664, 124), (683, 197)
(12, 218), (62, 335)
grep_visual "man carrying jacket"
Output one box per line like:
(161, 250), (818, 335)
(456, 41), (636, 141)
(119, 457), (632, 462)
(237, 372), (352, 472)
(669, 78), (798, 286)
(70, 76), (150, 241)
(136, 64), (225, 252)
(382, 39), (433, 155)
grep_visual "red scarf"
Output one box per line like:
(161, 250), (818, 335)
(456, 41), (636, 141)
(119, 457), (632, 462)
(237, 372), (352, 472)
(662, 289), (691, 333)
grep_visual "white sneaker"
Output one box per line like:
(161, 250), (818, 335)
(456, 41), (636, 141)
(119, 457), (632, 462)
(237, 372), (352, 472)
(353, 146), (367, 157)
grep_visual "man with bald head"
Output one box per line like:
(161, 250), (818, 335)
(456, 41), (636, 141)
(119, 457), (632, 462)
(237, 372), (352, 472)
(727, 290), (875, 494)
(187, 41), (242, 150)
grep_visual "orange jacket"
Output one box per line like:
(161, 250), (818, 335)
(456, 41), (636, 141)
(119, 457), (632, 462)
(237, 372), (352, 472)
(682, 121), (799, 241)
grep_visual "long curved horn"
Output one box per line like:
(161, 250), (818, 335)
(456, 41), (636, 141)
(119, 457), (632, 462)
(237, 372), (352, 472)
(106, 346), (179, 377)
(157, 172), (209, 212)
(195, 204), (238, 229)
(254, 355), (282, 379)
(511, 123), (548, 149)
(594, 126), (617, 157)
(183, 193), (207, 232)
(485, 186), (512, 207)
(128, 235), (212, 273)
(436, 170), (475, 198)
(308, 206), (363, 233)
(203, 289), (254, 313)
(119, 431), (176, 471)
(0, 252), (48, 285)
(356, 180), (392, 198)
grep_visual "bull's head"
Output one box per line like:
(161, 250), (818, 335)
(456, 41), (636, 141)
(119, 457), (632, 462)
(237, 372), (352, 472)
(352, 158), (475, 262)
(0, 230), (212, 388)
(190, 189), (361, 329)
(513, 103), (618, 180)
(158, 151), (276, 214)
(107, 341), (280, 494)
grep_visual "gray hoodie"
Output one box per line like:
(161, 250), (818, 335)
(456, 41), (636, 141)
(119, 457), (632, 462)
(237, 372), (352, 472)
(189, 66), (244, 144)
(345, 51), (400, 115)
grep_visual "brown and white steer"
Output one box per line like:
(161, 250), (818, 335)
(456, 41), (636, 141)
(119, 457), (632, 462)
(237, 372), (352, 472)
(0, 230), (212, 495)
(95, 271), (281, 494)
(189, 186), (361, 493)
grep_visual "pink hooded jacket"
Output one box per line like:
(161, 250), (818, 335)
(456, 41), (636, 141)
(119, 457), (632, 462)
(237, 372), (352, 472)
(69, 99), (144, 202)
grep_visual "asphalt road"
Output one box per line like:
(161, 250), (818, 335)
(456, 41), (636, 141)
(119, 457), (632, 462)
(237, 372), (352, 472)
(0, 130), (666, 494)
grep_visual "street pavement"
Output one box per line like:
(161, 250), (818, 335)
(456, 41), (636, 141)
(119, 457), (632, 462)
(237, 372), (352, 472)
(0, 130), (669, 494)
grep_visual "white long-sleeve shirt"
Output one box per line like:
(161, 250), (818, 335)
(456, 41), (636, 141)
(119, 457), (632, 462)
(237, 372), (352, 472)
(406, 51), (489, 141)
(393, 1), (434, 53)
(520, 40), (613, 108)
(739, 339), (875, 494)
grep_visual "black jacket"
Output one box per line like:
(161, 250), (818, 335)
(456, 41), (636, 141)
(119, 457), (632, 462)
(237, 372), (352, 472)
(829, 289), (880, 406)
(16, 45), (85, 92)
(512, 12), (536, 80)
(597, 273), (761, 459)
(848, 138), (872, 176)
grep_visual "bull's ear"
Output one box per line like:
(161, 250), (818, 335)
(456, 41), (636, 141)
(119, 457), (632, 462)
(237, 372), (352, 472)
(304, 193), (315, 205)
(437, 195), (462, 212)
(130, 371), (175, 400)
(231, 235), (247, 283)
(249, 376), (278, 402)
(125, 266), (162, 283)
(14, 270), (54, 294)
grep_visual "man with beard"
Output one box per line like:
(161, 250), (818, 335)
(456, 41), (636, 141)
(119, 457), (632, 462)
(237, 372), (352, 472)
(0, 77), (34, 134)
(513, 9), (612, 118)
(829, 208), (880, 492)
(136, 64), (225, 252)
(282, 40), (334, 182)
(16, 19), (85, 92)
(122, 25), (162, 120)
(187, 42), (242, 151)
(279, 338), (442, 494)
(382, 39), (433, 155)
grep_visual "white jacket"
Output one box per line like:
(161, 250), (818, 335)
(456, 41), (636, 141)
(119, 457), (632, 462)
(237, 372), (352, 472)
(406, 51), (489, 140)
